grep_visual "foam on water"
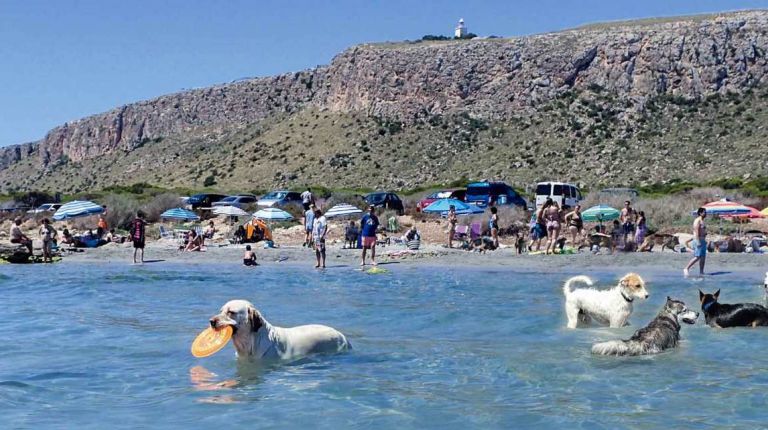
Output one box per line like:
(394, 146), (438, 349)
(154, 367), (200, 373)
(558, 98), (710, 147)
(0, 263), (766, 429)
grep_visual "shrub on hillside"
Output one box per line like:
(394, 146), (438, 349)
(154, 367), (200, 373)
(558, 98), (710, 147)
(102, 194), (141, 230)
(142, 193), (182, 223)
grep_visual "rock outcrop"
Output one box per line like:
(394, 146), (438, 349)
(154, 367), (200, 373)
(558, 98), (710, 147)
(2, 10), (768, 190)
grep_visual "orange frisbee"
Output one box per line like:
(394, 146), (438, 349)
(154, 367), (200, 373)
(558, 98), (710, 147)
(191, 326), (233, 358)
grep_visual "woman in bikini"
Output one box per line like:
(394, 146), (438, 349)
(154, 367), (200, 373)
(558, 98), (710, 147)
(544, 201), (561, 255)
(489, 206), (499, 248)
(564, 204), (584, 248)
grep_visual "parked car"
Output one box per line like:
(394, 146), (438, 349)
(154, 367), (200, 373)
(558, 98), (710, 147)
(598, 188), (639, 202)
(187, 193), (228, 210)
(256, 191), (303, 208)
(465, 181), (526, 208)
(212, 194), (259, 209)
(27, 203), (62, 214)
(364, 192), (405, 215)
(535, 182), (583, 209)
(417, 189), (466, 211)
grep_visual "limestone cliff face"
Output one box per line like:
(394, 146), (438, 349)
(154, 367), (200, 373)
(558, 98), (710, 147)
(2, 11), (768, 185)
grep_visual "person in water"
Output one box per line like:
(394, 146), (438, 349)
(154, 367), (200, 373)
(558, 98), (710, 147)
(243, 245), (258, 266)
(130, 211), (147, 264)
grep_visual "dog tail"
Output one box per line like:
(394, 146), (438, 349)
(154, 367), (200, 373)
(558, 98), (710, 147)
(591, 340), (631, 356)
(563, 275), (593, 297)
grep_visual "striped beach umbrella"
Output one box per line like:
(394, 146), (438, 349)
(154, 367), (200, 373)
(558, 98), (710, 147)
(724, 206), (765, 219)
(324, 204), (364, 218)
(694, 199), (752, 217)
(213, 206), (249, 217)
(53, 200), (105, 221)
(423, 198), (484, 216)
(160, 207), (200, 221)
(253, 207), (294, 221)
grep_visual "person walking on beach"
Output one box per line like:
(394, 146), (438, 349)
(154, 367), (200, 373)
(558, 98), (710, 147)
(564, 204), (584, 247)
(447, 205), (458, 248)
(684, 207), (707, 277)
(9, 218), (33, 254)
(301, 187), (314, 211)
(130, 211), (147, 264)
(39, 218), (56, 263)
(360, 205), (380, 266)
(312, 208), (327, 268)
(489, 206), (500, 248)
(303, 204), (315, 248)
(544, 201), (561, 255)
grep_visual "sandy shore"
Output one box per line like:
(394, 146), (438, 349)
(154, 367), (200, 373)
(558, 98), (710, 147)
(58, 239), (768, 277)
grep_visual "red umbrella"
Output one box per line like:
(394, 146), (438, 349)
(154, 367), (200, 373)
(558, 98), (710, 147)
(723, 206), (765, 219)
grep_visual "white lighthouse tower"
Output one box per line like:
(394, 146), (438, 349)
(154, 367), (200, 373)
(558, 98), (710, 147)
(455, 18), (467, 38)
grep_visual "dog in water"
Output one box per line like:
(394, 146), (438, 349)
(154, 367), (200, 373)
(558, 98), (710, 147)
(699, 289), (768, 328)
(592, 297), (699, 356)
(563, 273), (649, 328)
(209, 300), (350, 361)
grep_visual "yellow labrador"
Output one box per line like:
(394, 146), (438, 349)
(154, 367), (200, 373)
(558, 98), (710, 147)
(209, 300), (350, 361)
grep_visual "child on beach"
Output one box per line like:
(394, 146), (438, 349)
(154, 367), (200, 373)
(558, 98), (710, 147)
(243, 245), (258, 266)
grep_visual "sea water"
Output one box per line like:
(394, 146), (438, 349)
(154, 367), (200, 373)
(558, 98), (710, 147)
(1, 262), (767, 429)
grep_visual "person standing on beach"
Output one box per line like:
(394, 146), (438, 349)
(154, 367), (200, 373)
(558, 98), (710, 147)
(684, 207), (707, 277)
(620, 200), (635, 245)
(301, 187), (314, 211)
(447, 205), (457, 248)
(544, 201), (561, 255)
(312, 208), (327, 268)
(130, 211), (147, 264)
(39, 218), (56, 263)
(634, 211), (647, 248)
(360, 205), (380, 266)
(97, 213), (108, 238)
(489, 207), (500, 248)
(564, 204), (584, 247)
(303, 204), (315, 248)
(528, 199), (550, 252)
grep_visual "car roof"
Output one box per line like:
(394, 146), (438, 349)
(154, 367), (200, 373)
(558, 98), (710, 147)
(536, 181), (577, 186)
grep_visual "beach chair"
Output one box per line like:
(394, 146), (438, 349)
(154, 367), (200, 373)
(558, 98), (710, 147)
(407, 239), (421, 250)
(470, 222), (482, 240)
(453, 225), (469, 240)
(159, 225), (173, 240)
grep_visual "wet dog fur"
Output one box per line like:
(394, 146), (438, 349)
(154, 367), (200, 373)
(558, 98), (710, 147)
(563, 273), (649, 328)
(591, 297), (698, 356)
(699, 289), (768, 328)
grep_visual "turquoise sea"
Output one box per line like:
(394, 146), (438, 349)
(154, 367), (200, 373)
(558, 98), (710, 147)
(1, 263), (767, 429)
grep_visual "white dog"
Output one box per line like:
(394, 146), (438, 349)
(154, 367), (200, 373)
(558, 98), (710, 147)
(563, 273), (649, 329)
(209, 300), (350, 361)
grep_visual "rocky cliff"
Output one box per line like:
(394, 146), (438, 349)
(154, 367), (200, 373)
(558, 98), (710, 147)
(2, 10), (768, 192)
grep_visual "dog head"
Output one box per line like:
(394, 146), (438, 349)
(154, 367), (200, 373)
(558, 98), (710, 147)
(698, 289), (720, 313)
(619, 273), (649, 300)
(209, 300), (264, 334)
(665, 296), (699, 325)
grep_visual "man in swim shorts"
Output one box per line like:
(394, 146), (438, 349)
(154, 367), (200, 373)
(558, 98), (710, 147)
(360, 205), (380, 266)
(684, 207), (707, 277)
(130, 211), (147, 264)
(312, 208), (327, 268)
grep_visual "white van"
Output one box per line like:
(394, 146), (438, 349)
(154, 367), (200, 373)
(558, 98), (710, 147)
(535, 182), (582, 209)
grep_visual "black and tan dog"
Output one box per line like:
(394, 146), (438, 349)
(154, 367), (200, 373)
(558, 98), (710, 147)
(699, 290), (768, 328)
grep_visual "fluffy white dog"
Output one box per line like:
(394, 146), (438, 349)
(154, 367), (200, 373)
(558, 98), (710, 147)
(563, 273), (649, 329)
(209, 300), (350, 361)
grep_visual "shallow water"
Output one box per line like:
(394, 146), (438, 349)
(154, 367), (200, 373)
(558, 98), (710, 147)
(1, 262), (767, 429)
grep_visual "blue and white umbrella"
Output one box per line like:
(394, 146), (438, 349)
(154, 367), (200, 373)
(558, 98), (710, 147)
(53, 200), (105, 221)
(213, 205), (249, 217)
(423, 199), (484, 216)
(253, 207), (294, 221)
(160, 207), (200, 221)
(324, 204), (364, 218)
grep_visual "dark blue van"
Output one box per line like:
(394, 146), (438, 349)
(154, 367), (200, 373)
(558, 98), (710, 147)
(465, 181), (527, 208)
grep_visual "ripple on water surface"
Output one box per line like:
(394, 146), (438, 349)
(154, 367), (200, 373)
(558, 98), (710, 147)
(0, 263), (767, 428)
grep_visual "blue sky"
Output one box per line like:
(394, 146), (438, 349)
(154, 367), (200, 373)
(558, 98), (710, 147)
(2, 0), (768, 146)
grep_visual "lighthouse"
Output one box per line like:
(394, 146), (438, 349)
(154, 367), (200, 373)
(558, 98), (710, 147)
(455, 18), (467, 38)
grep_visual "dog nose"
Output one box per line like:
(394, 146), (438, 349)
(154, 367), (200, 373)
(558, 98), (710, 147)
(209, 318), (217, 328)
(645, 294), (649, 299)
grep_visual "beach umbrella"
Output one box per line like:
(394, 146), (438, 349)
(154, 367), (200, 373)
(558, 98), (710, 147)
(253, 207), (294, 221)
(213, 206), (249, 217)
(694, 199), (752, 217)
(324, 203), (364, 219)
(423, 199), (484, 216)
(580, 205), (620, 223)
(160, 207), (200, 221)
(53, 200), (104, 221)
(724, 206), (765, 219)
(762, 207), (768, 216)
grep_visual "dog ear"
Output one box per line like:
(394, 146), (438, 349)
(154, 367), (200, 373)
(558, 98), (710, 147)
(698, 290), (704, 301)
(666, 296), (672, 302)
(247, 307), (263, 332)
(714, 289), (720, 300)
